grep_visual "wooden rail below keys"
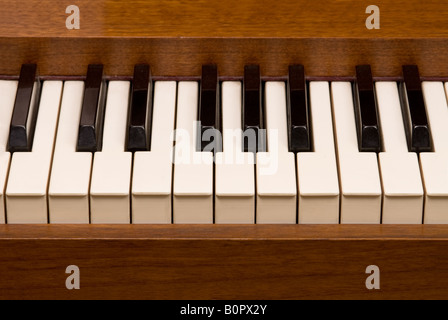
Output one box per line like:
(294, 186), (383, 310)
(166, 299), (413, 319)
(0, 224), (447, 300)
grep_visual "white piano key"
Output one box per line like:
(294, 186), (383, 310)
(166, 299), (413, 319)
(330, 82), (381, 224)
(256, 81), (296, 224)
(90, 81), (132, 223)
(375, 82), (423, 224)
(48, 81), (92, 223)
(132, 81), (176, 224)
(419, 82), (448, 223)
(297, 82), (339, 224)
(429, 82), (448, 152)
(6, 81), (63, 223)
(173, 81), (213, 223)
(215, 81), (255, 224)
(0, 80), (18, 223)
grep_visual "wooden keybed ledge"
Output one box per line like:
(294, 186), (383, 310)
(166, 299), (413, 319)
(1, 224), (448, 240)
(0, 224), (448, 300)
(1, 0), (448, 299)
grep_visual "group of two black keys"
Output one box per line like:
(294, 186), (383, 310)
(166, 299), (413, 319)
(8, 63), (431, 156)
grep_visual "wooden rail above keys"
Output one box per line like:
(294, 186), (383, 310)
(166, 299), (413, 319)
(1, 0), (448, 77)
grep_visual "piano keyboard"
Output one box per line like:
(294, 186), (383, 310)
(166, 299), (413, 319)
(1, 63), (447, 225)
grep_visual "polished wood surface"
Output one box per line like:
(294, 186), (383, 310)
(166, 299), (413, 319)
(0, 225), (447, 299)
(0, 0), (448, 76)
(1, 224), (448, 239)
(1, 0), (448, 300)
(2, 0), (448, 38)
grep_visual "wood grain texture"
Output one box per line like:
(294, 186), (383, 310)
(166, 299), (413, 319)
(1, 0), (448, 38)
(0, 225), (447, 300)
(1, 0), (448, 76)
(1, 0), (448, 300)
(1, 37), (448, 77)
(1, 224), (448, 239)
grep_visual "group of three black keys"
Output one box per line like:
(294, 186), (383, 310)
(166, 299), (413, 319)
(8, 63), (430, 157)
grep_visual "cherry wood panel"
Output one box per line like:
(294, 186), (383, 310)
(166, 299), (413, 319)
(1, 37), (448, 77)
(1, 0), (448, 38)
(0, 225), (447, 300)
(1, 0), (448, 76)
(0, 224), (448, 239)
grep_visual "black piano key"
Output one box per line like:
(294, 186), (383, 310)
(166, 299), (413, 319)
(354, 65), (382, 152)
(9, 64), (40, 153)
(77, 64), (106, 152)
(197, 64), (221, 152)
(400, 65), (432, 152)
(127, 64), (152, 152)
(287, 65), (311, 153)
(242, 65), (265, 153)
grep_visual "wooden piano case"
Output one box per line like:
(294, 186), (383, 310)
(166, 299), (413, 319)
(0, 0), (448, 299)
